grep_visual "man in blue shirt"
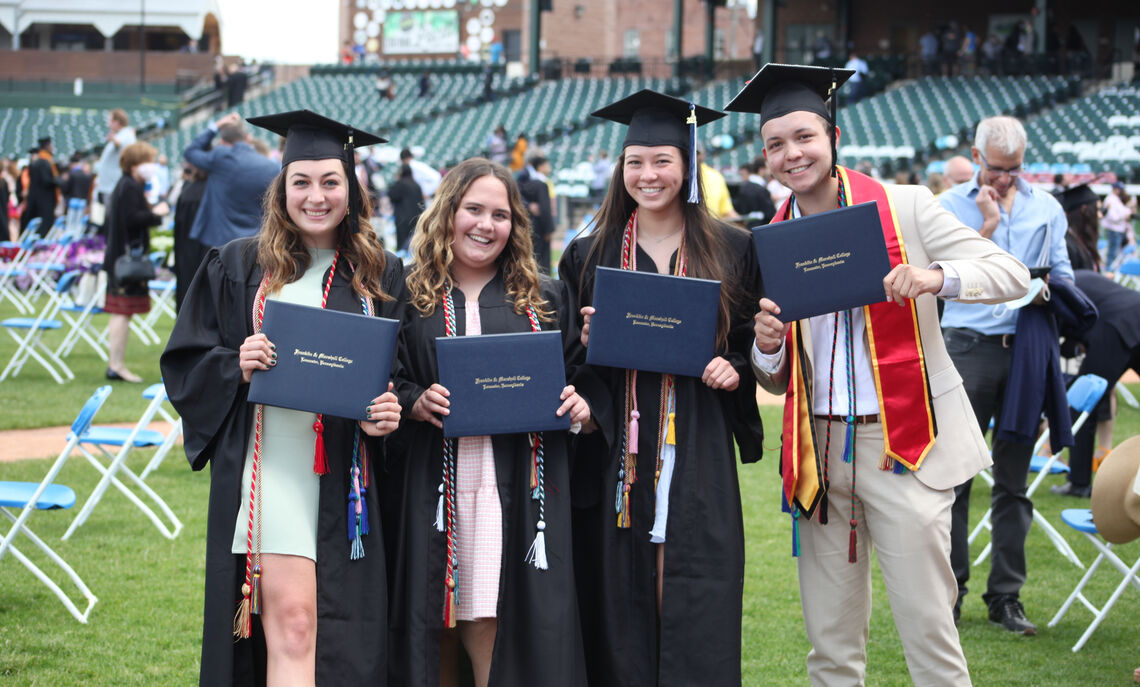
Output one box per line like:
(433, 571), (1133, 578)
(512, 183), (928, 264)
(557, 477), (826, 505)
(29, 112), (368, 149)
(940, 115), (1072, 635)
(183, 112), (280, 248)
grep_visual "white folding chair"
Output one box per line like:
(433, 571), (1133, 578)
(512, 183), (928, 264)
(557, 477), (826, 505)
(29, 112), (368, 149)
(62, 384), (184, 540)
(53, 272), (109, 362)
(141, 277), (177, 334)
(968, 374), (1109, 569)
(0, 270), (80, 384)
(1047, 508), (1140, 651)
(137, 383), (183, 480)
(0, 386), (109, 623)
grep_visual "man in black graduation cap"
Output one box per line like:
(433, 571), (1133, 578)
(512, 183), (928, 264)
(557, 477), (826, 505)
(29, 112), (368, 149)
(21, 136), (60, 235)
(741, 64), (1028, 686)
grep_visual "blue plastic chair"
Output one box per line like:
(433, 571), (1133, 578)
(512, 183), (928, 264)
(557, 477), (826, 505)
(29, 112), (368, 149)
(0, 386), (109, 622)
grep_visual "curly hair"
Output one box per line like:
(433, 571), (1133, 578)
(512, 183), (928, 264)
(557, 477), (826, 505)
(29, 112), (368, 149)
(406, 157), (552, 321)
(577, 147), (742, 349)
(256, 159), (391, 301)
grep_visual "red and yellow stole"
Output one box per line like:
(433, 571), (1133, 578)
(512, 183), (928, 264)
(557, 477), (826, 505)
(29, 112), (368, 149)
(773, 166), (935, 517)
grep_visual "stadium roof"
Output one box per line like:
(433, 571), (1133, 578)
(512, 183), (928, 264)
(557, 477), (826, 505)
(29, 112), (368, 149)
(0, 0), (221, 41)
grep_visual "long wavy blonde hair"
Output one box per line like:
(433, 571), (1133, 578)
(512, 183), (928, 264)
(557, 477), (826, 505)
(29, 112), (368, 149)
(406, 157), (551, 321)
(256, 160), (391, 301)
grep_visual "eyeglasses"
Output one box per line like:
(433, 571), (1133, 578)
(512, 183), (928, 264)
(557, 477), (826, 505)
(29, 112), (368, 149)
(977, 151), (1022, 178)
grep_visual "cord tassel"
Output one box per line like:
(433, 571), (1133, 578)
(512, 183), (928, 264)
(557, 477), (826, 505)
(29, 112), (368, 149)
(686, 103), (700, 203)
(618, 484), (631, 528)
(435, 483), (445, 532)
(615, 478), (624, 515)
(627, 409), (640, 454)
(312, 418), (329, 474)
(359, 492), (369, 535)
(791, 512), (800, 557)
(529, 433), (540, 492)
(443, 578), (458, 629)
(848, 519), (858, 563)
(526, 521), (549, 570)
(234, 584), (253, 639)
(842, 419), (855, 464)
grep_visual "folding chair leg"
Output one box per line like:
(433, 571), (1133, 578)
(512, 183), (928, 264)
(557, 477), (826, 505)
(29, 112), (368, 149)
(1, 508), (98, 623)
(140, 418), (182, 481)
(64, 448), (183, 540)
(1032, 510), (1084, 568)
(1117, 383), (1139, 409)
(1048, 535), (1140, 651)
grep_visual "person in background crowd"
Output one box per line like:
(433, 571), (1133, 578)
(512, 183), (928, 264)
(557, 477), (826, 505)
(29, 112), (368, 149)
(388, 163), (424, 253)
(93, 109), (136, 236)
(697, 142), (738, 221)
(590, 149), (613, 201)
(944, 155), (976, 186)
(171, 163), (209, 311)
(1103, 181), (1135, 268)
(844, 50), (869, 104)
(103, 141), (169, 383)
(940, 115), (1073, 635)
(0, 159), (12, 241)
(734, 160), (775, 227)
(487, 124), (509, 166)
(399, 148), (441, 200)
(509, 133), (528, 173)
(517, 154), (555, 272)
(183, 112), (279, 248)
(62, 153), (94, 208)
(21, 136), (60, 236)
(419, 71), (432, 98)
(376, 69), (395, 101)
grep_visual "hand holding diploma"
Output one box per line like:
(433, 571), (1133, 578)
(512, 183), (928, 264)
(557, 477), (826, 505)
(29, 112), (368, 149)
(239, 333), (276, 383)
(579, 306), (595, 347)
(360, 382), (401, 437)
(753, 298), (791, 355)
(882, 264), (944, 306)
(557, 384), (596, 433)
(411, 383), (450, 429)
(702, 357), (739, 391)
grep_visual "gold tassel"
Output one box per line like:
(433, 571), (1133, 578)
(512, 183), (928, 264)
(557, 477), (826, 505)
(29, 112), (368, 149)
(233, 583), (252, 639)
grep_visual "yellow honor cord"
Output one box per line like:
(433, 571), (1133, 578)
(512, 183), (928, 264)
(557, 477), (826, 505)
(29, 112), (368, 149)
(665, 412), (676, 445)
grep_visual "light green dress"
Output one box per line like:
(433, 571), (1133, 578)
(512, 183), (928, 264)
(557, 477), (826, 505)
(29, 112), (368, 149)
(231, 249), (336, 561)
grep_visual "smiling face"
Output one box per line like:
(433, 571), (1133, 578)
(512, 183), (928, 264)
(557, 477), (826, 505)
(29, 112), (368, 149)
(761, 110), (834, 197)
(622, 144), (685, 213)
(285, 158), (348, 250)
(450, 174), (513, 277)
(972, 144), (1024, 199)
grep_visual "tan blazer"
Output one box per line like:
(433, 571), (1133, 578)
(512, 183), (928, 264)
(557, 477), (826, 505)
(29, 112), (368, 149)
(753, 184), (1030, 490)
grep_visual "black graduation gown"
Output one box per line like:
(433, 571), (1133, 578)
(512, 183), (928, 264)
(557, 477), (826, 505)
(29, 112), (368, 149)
(557, 223), (765, 687)
(384, 272), (587, 687)
(160, 237), (404, 687)
(102, 176), (159, 293)
(22, 155), (59, 234)
(172, 178), (209, 311)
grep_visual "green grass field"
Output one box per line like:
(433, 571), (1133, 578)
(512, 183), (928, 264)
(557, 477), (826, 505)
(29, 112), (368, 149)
(1, 298), (1139, 685)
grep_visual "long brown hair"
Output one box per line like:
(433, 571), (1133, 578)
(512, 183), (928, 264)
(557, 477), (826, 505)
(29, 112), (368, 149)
(406, 157), (552, 321)
(256, 160), (391, 301)
(578, 147), (743, 348)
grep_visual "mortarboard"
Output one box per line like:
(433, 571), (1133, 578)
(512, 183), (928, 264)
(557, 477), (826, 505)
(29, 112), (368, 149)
(725, 63), (854, 176)
(591, 89), (725, 203)
(1054, 184), (1100, 212)
(246, 109), (386, 234)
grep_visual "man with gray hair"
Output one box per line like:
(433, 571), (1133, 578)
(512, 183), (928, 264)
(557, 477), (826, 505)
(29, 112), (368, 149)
(943, 155), (976, 186)
(183, 112), (279, 247)
(939, 115), (1073, 634)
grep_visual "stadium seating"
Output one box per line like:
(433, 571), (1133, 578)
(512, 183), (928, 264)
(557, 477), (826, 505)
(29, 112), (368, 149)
(0, 107), (169, 160)
(1024, 83), (1140, 183)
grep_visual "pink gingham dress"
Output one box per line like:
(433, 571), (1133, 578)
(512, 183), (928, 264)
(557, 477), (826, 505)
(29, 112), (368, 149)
(455, 302), (503, 620)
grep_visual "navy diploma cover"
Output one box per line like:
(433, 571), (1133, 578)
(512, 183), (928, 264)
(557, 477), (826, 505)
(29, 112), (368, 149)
(435, 330), (571, 438)
(751, 201), (891, 322)
(586, 266), (720, 378)
(248, 301), (399, 421)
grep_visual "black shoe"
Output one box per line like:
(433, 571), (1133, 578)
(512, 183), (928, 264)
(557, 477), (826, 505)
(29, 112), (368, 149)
(105, 368), (123, 380)
(1049, 482), (1091, 497)
(988, 596), (1037, 635)
(953, 601), (961, 625)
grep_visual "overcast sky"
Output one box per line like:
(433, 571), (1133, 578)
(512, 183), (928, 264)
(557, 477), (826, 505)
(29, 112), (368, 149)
(218, 0), (339, 65)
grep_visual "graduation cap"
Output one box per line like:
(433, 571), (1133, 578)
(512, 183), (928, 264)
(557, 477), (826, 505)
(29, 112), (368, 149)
(725, 63), (854, 176)
(246, 109), (386, 234)
(1055, 184), (1100, 212)
(591, 89), (725, 203)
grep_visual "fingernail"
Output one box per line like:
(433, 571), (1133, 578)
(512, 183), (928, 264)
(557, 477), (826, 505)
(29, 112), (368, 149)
(270, 352), (277, 360)
(366, 413), (373, 420)
(270, 343), (276, 351)
(269, 360), (276, 366)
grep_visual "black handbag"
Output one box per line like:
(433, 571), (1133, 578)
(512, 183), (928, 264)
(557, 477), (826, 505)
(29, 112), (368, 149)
(114, 244), (155, 283)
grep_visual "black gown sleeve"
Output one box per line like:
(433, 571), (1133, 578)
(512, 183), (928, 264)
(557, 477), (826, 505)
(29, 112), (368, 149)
(718, 224), (766, 463)
(160, 246), (249, 470)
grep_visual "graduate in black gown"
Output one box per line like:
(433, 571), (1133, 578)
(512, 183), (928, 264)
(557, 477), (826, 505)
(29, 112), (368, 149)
(557, 91), (765, 687)
(161, 110), (403, 687)
(385, 158), (591, 687)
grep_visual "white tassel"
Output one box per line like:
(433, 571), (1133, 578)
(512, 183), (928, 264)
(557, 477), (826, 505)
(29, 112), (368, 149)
(434, 483), (445, 532)
(525, 521), (548, 570)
